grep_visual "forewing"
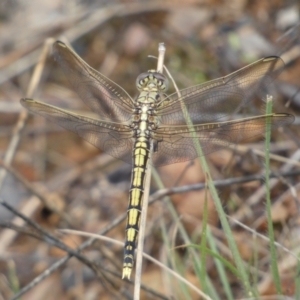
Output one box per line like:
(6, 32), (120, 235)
(158, 57), (284, 125)
(152, 113), (294, 166)
(21, 98), (134, 164)
(53, 41), (134, 122)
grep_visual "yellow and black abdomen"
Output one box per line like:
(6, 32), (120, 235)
(122, 137), (151, 279)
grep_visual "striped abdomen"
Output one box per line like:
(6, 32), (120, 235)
(122, 136), (151, 279)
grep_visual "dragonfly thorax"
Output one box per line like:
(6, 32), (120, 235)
(136, 70), (168, 92)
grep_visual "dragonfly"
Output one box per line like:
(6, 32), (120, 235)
(21, 41), (294, 280)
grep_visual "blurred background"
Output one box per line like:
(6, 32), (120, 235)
(0, 0), (300, 299)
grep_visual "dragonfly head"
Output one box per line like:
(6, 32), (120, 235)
(136, 71), (168, 92)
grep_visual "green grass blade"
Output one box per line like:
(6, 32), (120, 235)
(152, 169), (220, 300)
(178, 95), (255, 297)
(295, 259), (300, 298)
(200, 187), (209, 294)
(164, 67), (256, 297)
(206, 228), (235, 300)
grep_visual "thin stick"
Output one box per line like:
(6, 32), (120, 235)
(156, 43), (166, 73)
(0, 199), (101, 274)
(0, 38), (53, 191)
(61, 229), (212, 300)
(264, 95), (282, 293)
(133, 43), (166, 299)
(0, 159), (73, 225)
(8, 210), (128, 300)
(133, 142), (153, 299)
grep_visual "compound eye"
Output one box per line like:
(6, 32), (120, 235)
(153, 73), (168, 91)
(136, 73), (149, 90)
(158, 78), (168, 92)
(136, 71), (169, 91)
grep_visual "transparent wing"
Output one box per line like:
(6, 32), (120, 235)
(152, 113), (294, 166)
(158, 56), (284, 125)
(21, 98), (134, 164)
(53, 41), (134, 122)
